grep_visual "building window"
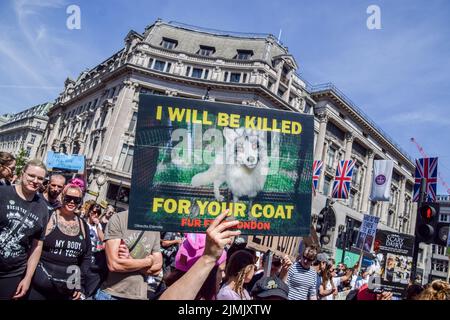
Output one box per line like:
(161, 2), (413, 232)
(243, 73), (248, 83)
(230, 73), (241, 83)
(349, 192), (355, 209)
(323, 176), (331, 196)
(326, 147), (336, 169)
(203, 69), (209, 80)
(117, 144), (134, 173)
(191, 68), (203, 78)
(161, 38), (178, 50)
(352, 164), (360, 187)
(165, 62), (172, 72)
(30, 134), (36, 144)
(185, 66), (191, 77)
(153, 60), (166, 72)
(198, 45), (215, 56)
(387, 211), (394, 227)
(26, 147), (32, 157)
(36, 121), (42, 129)
(439, 214), (449, 222)
(235, 50), (253, 60)
(148, 58), (154, 69)
(106, 183), (130, 204)
(128, 112), (138, 133)
(224, 72), (229, 82)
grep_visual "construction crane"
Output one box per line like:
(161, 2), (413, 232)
(410, 137), (450, 195)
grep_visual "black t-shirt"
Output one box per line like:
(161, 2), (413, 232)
(0, 185), (49, 277)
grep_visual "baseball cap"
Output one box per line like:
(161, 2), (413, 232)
(175, 233), (227, 272)
(316, 253), (330, 263)
(251, 276), (289, 300)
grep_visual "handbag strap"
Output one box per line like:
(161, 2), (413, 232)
(129, 230), (145, 254)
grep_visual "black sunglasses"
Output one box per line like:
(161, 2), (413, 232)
(64, 195), (82, 205)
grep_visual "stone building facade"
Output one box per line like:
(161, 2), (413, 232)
(0, 103), (50, 158)
(37, 20), (417, 257)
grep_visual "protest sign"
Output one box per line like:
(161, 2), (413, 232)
(128, 94), (314, 236)
(46, 151), (85, 172)
(369, 230), (415, 298)
(354, 214), (379, 252)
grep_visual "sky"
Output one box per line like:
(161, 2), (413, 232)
(0, 0), (449, 194)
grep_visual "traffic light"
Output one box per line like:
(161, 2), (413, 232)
(415, 202), (439, 244)
(315, 209), (326, 233)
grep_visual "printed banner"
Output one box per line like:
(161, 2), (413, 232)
(369, 230), (415, 298)
(370, 160), (393, 201)
(128, 94), (314, 236)
(354, 214), (380, 252)
(46, 151), (85, 172)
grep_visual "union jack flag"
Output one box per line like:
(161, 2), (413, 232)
(413, 157), (438, 202)
(332, 160), (355, 199)
(312, 160), (323, 195)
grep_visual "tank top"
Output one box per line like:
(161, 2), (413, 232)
(41, 212), (87, 267)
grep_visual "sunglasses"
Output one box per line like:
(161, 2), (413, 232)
(64, 195), (82, 205)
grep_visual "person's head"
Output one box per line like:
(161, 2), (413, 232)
(387, 256), (396, 269)
(416, 280), (450, 300)
(20, 159), (47, 194)
(270, 255), (282, 275)
(225, 250), (256, 296)
(300, 245), (318, 269)
(87, 203), (102, 222)
(68, 177), (86, 193)
(360, 267), (369, 278)
(314, 253), (330, 272)
(104, 205), (116, 220)
(0, 152), (16, 181)
(46, 174), (66, 200)
(251, 276), (289, 300)
(406, 284), (424, 300)
(261, 251), (282, 275)
(175, 233), (227, 271)
(322, 262), (337, 284)
(60, 184), (83, 214)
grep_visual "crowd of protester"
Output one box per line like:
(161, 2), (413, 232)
(1, 153), (450, 301)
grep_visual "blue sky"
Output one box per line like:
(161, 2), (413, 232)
(1, 0), (449, 193)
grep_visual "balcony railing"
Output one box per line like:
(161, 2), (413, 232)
(309, 83), (414, 163)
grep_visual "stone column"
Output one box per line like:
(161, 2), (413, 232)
(361, 150), (375, 213)
(284, 70), (294, 103)
(273, 60), (284, 94)
(314, 112), (328, 160)
(344, 132), (354, 160)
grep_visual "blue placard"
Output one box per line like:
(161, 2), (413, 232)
(46, 151), (85, 171)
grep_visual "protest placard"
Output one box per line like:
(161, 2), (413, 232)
(128, 94), (314, 236)
(369, 230), (415, 298)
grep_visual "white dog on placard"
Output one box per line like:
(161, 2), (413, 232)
(191, 127), (269, 208)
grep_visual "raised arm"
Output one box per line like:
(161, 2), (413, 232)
(159, 211), (240, 300)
